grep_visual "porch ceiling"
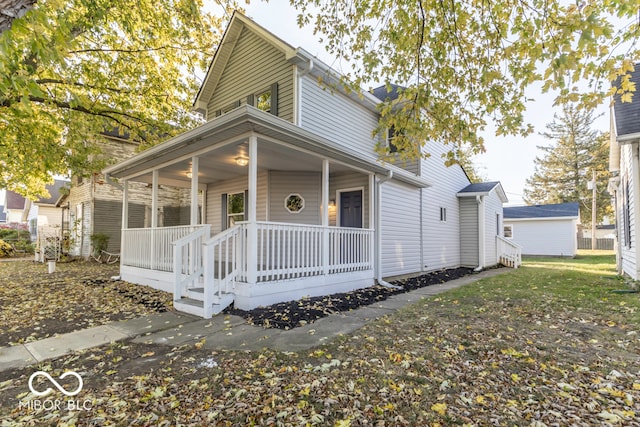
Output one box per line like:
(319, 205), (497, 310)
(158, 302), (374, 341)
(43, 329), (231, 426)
(104, 105), (430, 188)
(130, 138), (356, 186)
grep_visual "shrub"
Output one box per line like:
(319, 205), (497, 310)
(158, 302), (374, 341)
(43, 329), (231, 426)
(13, 240), (35, 254)
(0, 228), (30, 241)
(0, 240), (13, 258)
(90, 232), (110, 256)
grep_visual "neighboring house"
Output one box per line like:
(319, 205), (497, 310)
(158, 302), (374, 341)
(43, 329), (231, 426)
(22, 179), (69, 238)
(59, 131), (142, 258)
(581, 224), (616, 239)
(57, 130), (190, 258)
(609, 65), (640, 279)
(0, 205), (6, 223)
(3, 191), (25, 223)
(104, 12), (520, 317)
(503, 202), (580, 257)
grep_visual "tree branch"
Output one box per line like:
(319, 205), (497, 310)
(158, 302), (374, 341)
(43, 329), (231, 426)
(0, 95), (151, 142)
(35, 78), (129, 94)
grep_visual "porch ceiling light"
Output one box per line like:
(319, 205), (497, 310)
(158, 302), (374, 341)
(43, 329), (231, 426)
(235, 156), (248, 166)
(186, 171), (193, 178)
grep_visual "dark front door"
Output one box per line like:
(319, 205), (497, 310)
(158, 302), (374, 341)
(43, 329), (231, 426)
(340, 190), (363, 228)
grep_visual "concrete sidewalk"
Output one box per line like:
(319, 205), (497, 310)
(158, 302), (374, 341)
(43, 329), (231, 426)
(0, 268), (511, 371)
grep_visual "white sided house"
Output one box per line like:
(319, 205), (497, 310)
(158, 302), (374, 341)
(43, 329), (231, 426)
(503, 202), (580, 257)
(609, 65), (640, 279)
(104, 12), (520, 317)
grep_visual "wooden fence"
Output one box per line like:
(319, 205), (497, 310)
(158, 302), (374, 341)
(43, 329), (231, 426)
(577, 238), (615, 250)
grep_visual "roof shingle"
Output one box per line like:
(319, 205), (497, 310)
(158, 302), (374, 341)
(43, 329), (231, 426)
(504, 202), (580, 219)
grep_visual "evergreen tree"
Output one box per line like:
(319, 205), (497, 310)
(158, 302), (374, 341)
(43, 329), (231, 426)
(523, 106), (610, 226)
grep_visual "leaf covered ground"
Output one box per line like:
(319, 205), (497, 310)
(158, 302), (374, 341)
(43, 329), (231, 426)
(1, 253), (640, 426)
(0, 261), (172, 346)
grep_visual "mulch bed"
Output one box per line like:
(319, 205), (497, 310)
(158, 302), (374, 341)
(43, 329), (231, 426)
(227, 267), (475, 329)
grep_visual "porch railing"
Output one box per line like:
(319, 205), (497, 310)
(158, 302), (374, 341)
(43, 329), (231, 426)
(123, 222), (374, 285)
(173, 224), (212, 301)
(497, 235), (522, 268)
(202, 225), (243, 317)
(253, 221), (374, 282)
(122, 225), (210, 271)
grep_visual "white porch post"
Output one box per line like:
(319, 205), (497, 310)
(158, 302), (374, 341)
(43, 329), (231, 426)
(190, 156), (199, 226)
(322, 159), (329, 275)
(120, 180), (129, 268)
(151, 170), (159, 270)
(246, 135), (258, 284)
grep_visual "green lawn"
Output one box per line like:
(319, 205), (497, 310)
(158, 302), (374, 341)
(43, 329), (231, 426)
(1, 253), (639, 425)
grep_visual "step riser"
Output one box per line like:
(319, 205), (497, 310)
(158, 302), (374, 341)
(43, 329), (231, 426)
(173, 293), (235, 319)
(185, 288), (205, 301)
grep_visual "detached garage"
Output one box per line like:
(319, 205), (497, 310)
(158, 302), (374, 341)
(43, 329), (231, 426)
(503, 202), (580, 257)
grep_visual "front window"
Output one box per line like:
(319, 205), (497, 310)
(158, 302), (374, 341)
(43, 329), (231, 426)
(227, 192), (245, 228)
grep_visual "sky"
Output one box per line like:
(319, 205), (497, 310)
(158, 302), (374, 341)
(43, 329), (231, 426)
(237, 1), (612, 206)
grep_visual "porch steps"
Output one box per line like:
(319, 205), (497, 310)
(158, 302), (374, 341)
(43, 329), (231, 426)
(186, 287), (205, 300)
(499, 255), (519, 268)
(174, 292), (235, 318)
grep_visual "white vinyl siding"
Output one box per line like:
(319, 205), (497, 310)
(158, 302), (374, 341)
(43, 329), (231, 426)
(483, 189), (504, 266)
(504, 219), (577, 256)
(299, 75), (380, 160)
(380, 180), (422, 276)
(619, 143), (636, 277)
(459, 198), (479, 267)
(420, 141), (470, 270)
(268, 171), (320, 224)
(206, 27), (294, 122)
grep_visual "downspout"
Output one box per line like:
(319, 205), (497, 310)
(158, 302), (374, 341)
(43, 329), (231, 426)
(374, 170), (403, 290)
(475, 195), (485, 272)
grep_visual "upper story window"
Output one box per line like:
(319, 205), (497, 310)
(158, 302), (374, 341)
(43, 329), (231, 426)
(387, 125), (406, 154)
(256, 89), (272, 113)
(214, 82), (279, 118)
(440, 207), (447, 222)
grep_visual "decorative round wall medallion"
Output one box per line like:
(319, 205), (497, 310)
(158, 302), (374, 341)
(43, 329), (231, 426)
(285, 193), (305, 213)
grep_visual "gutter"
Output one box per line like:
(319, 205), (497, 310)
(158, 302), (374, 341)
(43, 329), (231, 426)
(104, 173), (123, 190)
(374, 171), (403, 290)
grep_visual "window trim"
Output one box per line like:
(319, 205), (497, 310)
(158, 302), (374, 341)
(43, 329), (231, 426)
(284, 193), (305, 214)
(226, 191), (245, 229)
(255, 88), (272, 114)
(504, 224), (513, 239)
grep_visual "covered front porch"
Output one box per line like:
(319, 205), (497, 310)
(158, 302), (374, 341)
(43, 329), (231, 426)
(105, 107), (418, 316)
